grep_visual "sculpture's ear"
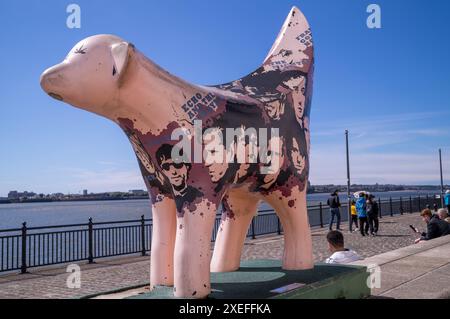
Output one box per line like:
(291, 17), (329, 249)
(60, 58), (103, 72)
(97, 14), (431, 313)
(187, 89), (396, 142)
(111, 42), (134, 79)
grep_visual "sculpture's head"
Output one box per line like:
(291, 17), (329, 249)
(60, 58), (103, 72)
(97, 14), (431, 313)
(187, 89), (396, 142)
(40, 34), (134, 115)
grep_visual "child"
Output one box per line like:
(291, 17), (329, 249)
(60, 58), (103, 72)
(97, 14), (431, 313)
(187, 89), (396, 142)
(351, 200), (359, 232)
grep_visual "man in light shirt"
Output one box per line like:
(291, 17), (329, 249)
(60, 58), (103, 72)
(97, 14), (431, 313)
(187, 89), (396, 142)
(325, 230), (362, 264)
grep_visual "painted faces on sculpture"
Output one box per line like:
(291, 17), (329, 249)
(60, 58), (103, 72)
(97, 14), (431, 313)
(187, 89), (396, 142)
(128, 133), (156, 174)
(265, 99), (285, 120)
(255, 91), (286, 121)
(203, 128), (230, 183)
(291, 136), (306, 176)
(125, 131), (167, 189)
(162, 160), (188, 192)
(156, 144), (190, 196)
(282, 75), (306, 126)
(233, 134), (256, 182)
(260, 136), (284, 189)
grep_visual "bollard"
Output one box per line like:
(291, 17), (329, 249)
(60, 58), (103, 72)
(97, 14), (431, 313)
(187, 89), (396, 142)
(400, 197), (403, 215)
(277, 216), (281, 235)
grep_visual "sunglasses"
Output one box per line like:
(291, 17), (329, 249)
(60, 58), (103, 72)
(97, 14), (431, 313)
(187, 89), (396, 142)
(161, 162), (185, 171)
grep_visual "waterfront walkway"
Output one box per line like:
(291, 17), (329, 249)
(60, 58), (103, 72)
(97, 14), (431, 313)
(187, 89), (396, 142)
(352, 235), (450, 299)
(0, 212), (427, 298)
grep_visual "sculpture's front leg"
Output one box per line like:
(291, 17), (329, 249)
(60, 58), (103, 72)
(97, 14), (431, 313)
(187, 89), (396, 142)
(150, 195), (177, 288)
(173, 198), (217, 298)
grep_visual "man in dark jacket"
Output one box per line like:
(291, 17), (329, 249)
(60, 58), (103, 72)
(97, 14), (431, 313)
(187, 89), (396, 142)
(415, 208), (450, 244)
(366, 195), (379, 236)
(327, 190), (341, 231)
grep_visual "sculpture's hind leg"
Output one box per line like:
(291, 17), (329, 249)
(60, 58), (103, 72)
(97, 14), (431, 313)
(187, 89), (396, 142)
(263, 186), (313, 270)
(210, 189), (259, 272)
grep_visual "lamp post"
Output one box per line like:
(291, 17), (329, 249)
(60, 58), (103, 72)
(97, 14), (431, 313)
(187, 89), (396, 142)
(439, 149), (444, 208)
(346, 130), (352, 231)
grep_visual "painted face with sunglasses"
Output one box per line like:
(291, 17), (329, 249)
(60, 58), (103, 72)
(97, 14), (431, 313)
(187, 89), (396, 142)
(158, 158), (189, 197)
(156, 144), (193, 197)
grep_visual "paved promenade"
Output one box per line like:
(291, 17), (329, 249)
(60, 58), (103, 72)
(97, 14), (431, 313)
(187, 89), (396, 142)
(352, 235), (450, 299)
(0, 212), (425, 299)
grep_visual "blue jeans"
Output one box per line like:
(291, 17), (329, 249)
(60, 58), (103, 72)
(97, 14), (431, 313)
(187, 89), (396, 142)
(329, 208), (341, 230)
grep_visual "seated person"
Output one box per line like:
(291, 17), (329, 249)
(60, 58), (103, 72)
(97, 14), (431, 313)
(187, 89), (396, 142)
(325, 230), (361, 264)
(437, 208), (449, 223)
(415, 208), (450, 244)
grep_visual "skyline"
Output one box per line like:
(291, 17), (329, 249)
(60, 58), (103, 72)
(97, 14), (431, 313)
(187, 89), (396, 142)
(1, 0), (450, 196)
(4, 182), (448, 197)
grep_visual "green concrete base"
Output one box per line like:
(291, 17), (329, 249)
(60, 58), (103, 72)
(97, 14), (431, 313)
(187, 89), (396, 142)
(129, 259), (370, 299)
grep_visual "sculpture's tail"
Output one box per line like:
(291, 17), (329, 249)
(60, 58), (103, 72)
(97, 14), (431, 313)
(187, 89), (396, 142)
(262, 6), (314, 74)
(211, 6), (314, 118)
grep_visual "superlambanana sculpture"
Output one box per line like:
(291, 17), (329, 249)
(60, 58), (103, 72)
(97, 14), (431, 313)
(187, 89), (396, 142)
(40, 6), (314, 298)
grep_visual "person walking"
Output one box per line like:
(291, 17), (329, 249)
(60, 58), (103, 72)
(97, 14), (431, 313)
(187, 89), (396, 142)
(327, 190), (341, 231)
(367, 195), (379, 236)
(350, 200), (359, 232)
(356, 192), (368, 236)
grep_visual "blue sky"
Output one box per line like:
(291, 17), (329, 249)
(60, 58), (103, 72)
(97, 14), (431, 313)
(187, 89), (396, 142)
(0, 0), (449, 196)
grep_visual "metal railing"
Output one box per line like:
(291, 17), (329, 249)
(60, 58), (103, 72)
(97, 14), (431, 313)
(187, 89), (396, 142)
(0, 194), (442, 274)
(0, 216), (152, 274)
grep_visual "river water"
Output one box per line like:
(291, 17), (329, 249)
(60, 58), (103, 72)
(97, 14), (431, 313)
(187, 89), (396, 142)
(0, 190), (439, 229)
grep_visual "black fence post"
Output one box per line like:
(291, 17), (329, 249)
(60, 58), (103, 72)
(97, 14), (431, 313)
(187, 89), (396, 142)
(88, 218), (94, 264)
(21, 222), (27, 274)
(141, 215), (146, 256)
(319, 202), (323, 228)
(409, 196), (413, 214)
(400, 197), (403, 215)
(277, 216), (281, 235)
(390, 197), (393, 217)
(251, 218), (256, 239)
(378, 198), (382, 219)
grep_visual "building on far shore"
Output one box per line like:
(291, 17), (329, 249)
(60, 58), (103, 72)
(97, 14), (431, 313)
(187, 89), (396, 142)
(129, 189), (147, 196)
(8, 190), (37, 200)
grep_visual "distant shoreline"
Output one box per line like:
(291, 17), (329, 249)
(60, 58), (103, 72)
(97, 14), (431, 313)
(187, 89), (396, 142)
(1, 187), (445, 205)
(0, 196), (150, 205)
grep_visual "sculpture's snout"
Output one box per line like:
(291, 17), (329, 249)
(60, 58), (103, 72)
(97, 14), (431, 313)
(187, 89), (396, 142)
(40, 64), (68, 101)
